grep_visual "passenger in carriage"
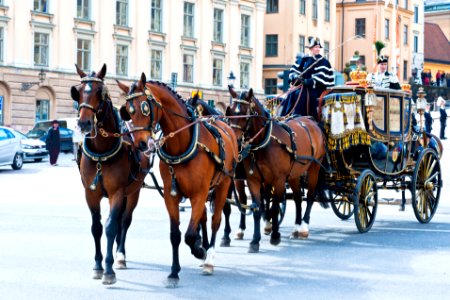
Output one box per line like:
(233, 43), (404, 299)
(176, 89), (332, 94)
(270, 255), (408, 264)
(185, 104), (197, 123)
(279, 36), (335, 119)
(366, 55), (401, 90)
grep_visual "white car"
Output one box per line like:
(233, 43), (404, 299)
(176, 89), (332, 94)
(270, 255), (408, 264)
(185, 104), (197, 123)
(11, 129), (48, 162)
(0, 126), (24, 170)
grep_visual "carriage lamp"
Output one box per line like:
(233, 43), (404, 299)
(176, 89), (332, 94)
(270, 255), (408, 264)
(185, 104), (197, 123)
(364, 86), (377, 131)
(21, 68), (47, 91)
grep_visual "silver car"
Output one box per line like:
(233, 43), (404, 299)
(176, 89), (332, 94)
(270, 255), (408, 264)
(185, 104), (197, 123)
(0, 126), (24, 170)
(11, 129), (48, 162)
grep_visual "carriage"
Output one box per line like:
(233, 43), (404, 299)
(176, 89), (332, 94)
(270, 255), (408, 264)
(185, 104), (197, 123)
(318, 84), (442, 233)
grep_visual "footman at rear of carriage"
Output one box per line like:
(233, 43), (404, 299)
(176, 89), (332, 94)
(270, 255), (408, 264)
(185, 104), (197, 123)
(279, 37), (335, 119)
(366, 55), (401, 90)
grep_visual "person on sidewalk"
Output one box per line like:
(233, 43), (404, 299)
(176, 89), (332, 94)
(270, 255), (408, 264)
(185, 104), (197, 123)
(438, 96), (447, 139)
(424, 104), (433, 135)
(45, 120), (61, 166)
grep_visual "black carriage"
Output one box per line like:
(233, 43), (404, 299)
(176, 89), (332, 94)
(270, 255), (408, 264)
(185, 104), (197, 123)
(320, 85), (442, 233)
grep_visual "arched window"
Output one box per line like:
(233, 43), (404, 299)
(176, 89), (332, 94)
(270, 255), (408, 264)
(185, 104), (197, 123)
(0, 82), (10, 126)
(35, 88), (54, 122)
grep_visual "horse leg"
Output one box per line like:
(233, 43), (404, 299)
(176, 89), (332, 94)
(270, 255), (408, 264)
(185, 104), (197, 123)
(87, 194), (103, 280)
(221, 201), (232, 247)
(115, 191), (140, 269)
(164, 194), (182, 288)
(269, 183), (285, 246)
(247, 180), (263, 253)
(202, 178), (231, 275)
(235, 180), (247, 240)
(289, 178), (305, 239)
(263, 184), (273, 235)
(199, 205), (209, 250)
(185, 192), (209, 261)
(102, 194), (126, 285)
(298, 163), (321, 239)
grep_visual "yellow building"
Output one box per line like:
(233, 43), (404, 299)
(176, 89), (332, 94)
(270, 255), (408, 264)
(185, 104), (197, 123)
(336, 0), (415, 83)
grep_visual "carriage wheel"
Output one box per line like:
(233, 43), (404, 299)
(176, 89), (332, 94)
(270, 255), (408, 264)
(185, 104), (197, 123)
(329, 190), (354, 220)
(353, 170), (378, 233)
(411, 148), (441, 224)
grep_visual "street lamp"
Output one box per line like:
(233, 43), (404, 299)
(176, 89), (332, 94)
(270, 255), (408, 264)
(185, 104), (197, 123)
(227, 71), (236, 88)
(21, 68), (46, 91)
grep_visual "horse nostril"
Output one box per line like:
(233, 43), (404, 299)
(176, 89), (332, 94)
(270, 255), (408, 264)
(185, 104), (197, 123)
(139, 141), (148, 151)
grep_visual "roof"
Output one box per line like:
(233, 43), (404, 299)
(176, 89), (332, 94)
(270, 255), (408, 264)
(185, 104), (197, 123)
(424, 22), (450, 64)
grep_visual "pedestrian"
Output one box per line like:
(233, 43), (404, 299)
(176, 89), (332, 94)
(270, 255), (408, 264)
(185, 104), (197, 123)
(45, 120), (61, 166)
(72, 121), (83, 161)
(438, 96), (447, 139)
(424, 104), (433, 135)
(279, 36), (335, 119)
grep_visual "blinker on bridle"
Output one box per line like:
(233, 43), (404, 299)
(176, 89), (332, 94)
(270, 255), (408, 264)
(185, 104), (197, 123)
(78, 76), (107, 113)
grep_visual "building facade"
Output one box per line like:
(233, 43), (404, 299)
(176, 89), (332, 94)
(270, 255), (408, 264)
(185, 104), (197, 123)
(424, 0), (450, 40)
(0, 0), (265, 131)
(262, 0), (337, 95)
(336, 0), (414, 83)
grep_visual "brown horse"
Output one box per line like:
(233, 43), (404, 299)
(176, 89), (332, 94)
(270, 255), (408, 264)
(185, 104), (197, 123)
(226, 86), (326, 252)
(117, 73), (238, 288)
(70, 64), (149, 285)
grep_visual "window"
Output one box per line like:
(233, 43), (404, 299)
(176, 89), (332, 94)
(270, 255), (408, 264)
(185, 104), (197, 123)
(36, 99), (49, 122)
(183, 2), (195, 38)
(266, 0), (278, 13)
(77, 0), (90, 19)
(359, 55), (366, 66)
(265, 78), (277, 95)
(355, 18), (366, 38)
(300, 0), (306, 15)
(324, 0), (330, 22)
(403, 25), (408, 45)
(241, 14), (250, 47)
(151, 0), (162, 32)
(385, 19), (390, 40)
(312, 0), (318, 19)
(212, 58), (223, 86)
(403, 60), (408, 81)
(413, 35), (418, 53)
(0, 28), (3, 63)
(299, 35), (305, 54)
(183, 54), (194, 83)
(414, 6), (419, 23)
(151, 49), (162, 80)
(324, 41), (330, 58)
(34, 32), (49, 66)
(77, 39), (91, 71)
(240, 62), (250, 89)
(0, 96), (4, 125)
(116, 0), (128, 26)
(116, 44), (128, 76)
(34, 0), (48, 13)
(213, 8), (223, 43)
(403, 0), (408, 10)
(265, 34), (278, 57)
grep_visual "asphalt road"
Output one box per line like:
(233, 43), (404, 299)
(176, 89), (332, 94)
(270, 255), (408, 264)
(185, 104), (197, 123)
(1, 141), (449, 300)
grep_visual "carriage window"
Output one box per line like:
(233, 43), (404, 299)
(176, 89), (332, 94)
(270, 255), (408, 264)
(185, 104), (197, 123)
(34, 0), (48, 13)
(183, 54), (194, 83)
(300, 0), (306, 15)
(34, 32), (49, 66)
(372, 95), (386, 132)
(116, 44), (128, 76)
(150, 0), (162, 32)
(403, 97), (411, 134)
(240, 62), (250, 89)
(241, 14), (250, 48)
(116, 0), (128, 26)
(213, 9), (223, 43)
(389, 96), (401, 133)
(151, 49), (162, 80)
(183, 2), (195, 38)
(77, 0), (90, 19)
(77, 39), (91, 71)
(212, 58), (223, 86)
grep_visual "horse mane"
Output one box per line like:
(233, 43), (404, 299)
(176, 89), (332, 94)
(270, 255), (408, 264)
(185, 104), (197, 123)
(147, 80), (185, 104)
(249, 92), (270, 119)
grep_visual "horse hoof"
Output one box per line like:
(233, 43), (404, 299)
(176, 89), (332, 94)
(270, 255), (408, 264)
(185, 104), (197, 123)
(101, 273), (117, 285)
(248, 243), (260, 253)
(202, 264), (214, 275)
(114, 260), (127, 269)
(270, 236), (281, 246)
(165, 277), (179, 289)
(92, 269), (103, 280)
(290, 231), (300, 239)
(220, 238), (231, 247)
(234, 232), (244, 240)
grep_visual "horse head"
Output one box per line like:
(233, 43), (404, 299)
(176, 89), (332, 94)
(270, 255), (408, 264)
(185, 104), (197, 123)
(71, 64), (109, 133)
(186, 91), (222, 117)
(118, 72), (159, 152)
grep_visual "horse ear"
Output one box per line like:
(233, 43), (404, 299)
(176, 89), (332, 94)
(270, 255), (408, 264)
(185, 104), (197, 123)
(225, 106), (231, 116)
(248, 88), (254, 101)
(140, 72), (147, 85)
(75, 64), (86, 78)
(119, 105), (131, 121)
(228, 85), (238, 99)
(116, 80), (129, 94)
(70, 86), (80, 101)
(97, 64), (107, 80)
(192, 92), (199, 105)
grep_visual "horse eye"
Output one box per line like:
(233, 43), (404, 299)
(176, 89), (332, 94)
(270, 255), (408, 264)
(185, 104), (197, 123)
(141, 101), (150, 116)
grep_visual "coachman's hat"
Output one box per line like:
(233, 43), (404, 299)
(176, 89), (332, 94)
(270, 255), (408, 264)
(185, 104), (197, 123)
(377, 55), (388, 64)
(307, 36), (323, 48)
(417, 87), (426, 97)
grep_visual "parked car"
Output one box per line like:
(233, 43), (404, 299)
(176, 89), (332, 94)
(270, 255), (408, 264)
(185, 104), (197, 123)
(10, 129), (48, 162)
(0, 126), (24, 170)
(26, 120), (74, 153)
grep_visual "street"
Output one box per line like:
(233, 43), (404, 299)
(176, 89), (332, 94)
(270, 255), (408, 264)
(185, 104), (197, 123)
(1, 140), (450, 300)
